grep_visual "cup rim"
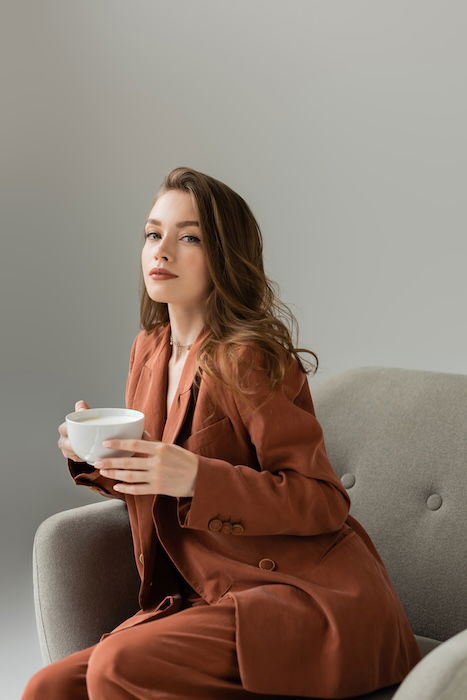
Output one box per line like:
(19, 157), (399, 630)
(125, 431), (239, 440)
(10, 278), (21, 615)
(66, 408), (144, 424)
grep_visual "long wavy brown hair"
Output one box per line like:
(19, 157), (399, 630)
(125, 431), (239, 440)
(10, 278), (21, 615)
(139, 166), (319, 414)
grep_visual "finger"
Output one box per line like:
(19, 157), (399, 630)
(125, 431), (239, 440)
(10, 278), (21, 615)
(101, 438), (161, 451)
(95, 457), (149, 471)
(58, 436), (81, 461)
(60, 445), (84, 461)
(112, 483), (155, 495)
(58, 436), (69, 450)
(97, 468), (150, 483)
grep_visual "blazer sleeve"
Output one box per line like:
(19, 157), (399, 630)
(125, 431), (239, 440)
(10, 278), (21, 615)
(67, 332), (139, 501)
(67, 458), (127, 501)
(177, 348), (351, 537)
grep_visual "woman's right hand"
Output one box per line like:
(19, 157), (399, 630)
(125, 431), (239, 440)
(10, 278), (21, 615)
(57, 400), (90, 462)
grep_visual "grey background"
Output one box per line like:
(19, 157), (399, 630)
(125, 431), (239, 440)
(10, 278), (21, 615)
(1, 1), (466, 697)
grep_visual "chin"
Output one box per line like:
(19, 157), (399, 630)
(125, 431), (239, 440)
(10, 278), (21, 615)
(148, 293), (172, 302)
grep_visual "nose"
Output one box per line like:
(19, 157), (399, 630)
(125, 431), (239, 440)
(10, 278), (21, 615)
(155, 236), (174, 261)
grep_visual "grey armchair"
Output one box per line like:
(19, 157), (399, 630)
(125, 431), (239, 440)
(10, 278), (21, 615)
(32, 367), (467, 699)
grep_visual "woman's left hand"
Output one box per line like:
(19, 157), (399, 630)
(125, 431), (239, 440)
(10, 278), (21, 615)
(94, 431), (199, 497)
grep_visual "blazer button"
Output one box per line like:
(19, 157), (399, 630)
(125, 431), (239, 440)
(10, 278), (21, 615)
(232, 523), (244, 534)
(258, 558), (276, 570)
(220, 521), (232, 534)
(208, 518), (223, 532)
(139, 552), (144, 564)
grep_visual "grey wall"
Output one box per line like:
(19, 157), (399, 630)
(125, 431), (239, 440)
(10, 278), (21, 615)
(2, 1), (466, 697)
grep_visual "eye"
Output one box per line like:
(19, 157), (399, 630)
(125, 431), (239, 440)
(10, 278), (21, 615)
(144, 232), (200, 244)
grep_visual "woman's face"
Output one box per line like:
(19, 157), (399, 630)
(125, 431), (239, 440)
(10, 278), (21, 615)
(142, 190), (212, 311)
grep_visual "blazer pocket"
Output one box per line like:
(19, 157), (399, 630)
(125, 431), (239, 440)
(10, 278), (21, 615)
(182, 416), (234, 453)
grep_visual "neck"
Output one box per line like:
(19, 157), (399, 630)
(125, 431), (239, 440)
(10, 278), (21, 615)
(167, 314), (205, 349)
(171, 347), (189, 363)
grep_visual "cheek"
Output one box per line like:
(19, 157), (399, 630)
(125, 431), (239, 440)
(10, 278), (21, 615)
(188, 251), (209, 276)
(197, 260), (211, 288)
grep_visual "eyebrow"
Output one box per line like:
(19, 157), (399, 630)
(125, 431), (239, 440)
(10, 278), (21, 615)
(145, 219), (200, 228)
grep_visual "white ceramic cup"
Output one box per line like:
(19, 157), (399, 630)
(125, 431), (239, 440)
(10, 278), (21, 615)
(65, 407), (145, 466)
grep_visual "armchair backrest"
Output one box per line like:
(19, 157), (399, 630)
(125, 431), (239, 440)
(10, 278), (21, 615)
(311, 366), (467, 642)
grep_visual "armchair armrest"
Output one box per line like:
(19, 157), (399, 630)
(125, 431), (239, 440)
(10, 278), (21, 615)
(33, 500), (140, 665)
(392, 628), (467, 700)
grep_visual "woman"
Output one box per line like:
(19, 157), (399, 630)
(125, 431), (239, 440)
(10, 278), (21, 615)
(23, 167), (422, 699)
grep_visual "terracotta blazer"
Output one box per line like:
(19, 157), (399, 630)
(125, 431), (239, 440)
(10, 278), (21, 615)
(68, 322), (422, 698)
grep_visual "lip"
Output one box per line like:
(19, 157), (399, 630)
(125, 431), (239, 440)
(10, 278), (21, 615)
(150, 273), (177, 280)
(149, 268), (178, 278)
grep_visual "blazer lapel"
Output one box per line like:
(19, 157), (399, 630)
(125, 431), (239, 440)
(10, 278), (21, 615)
(144, 322), (210, 447)
(131, 322), (211, 568)
(162, 323), (210, 445)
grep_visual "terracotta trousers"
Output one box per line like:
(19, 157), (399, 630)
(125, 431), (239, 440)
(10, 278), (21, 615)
(21, 578), (307, 700)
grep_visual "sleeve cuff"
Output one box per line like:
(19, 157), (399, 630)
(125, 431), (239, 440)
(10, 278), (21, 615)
(67, 458), (126, 500)
(176, 455), (236, 530)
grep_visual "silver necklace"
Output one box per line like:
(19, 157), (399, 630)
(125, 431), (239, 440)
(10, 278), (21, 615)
(170, 334), (193, 349)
